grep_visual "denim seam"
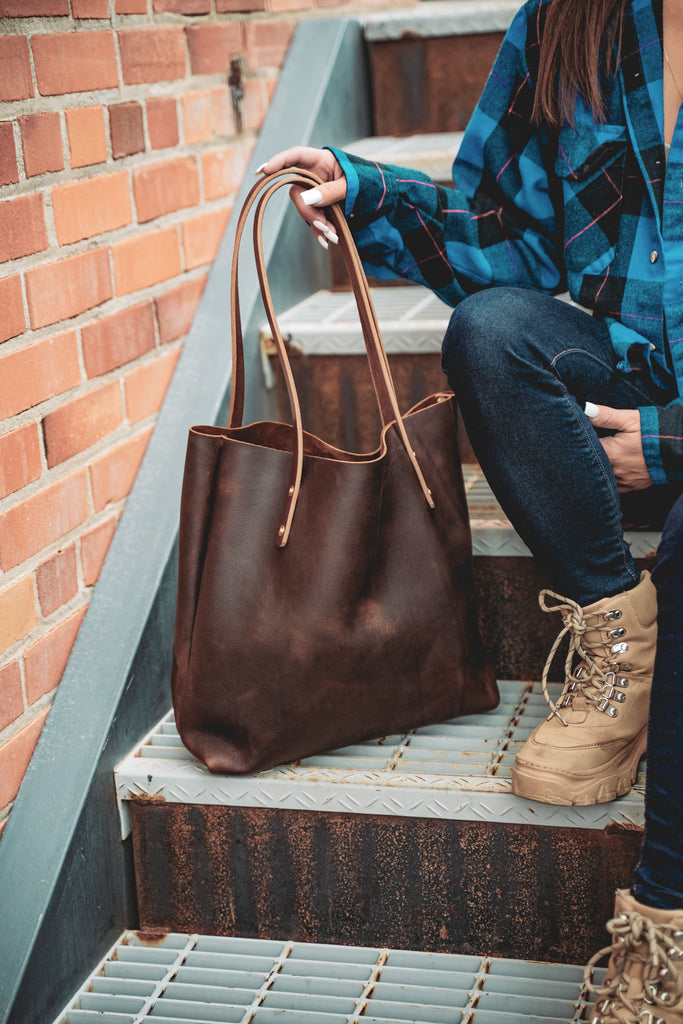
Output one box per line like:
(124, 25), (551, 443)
(554, 368), (641, 588)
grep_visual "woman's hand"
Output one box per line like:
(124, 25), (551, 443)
(257, 147), (347, 249)
(585, 403), (652, 491)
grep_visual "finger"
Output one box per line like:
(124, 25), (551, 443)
(257, 147), (329, 177)
(289, 182), (346, 234)
(299, 178), (347, 209)
(585, 403), (639, 431)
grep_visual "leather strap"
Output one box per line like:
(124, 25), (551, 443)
(228, 169), (435, 546)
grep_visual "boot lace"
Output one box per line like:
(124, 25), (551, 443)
(584, 910), (683, 1024)
(538, 590), (624, 725)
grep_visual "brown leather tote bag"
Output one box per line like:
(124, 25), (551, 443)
(171, 169), (498, 774)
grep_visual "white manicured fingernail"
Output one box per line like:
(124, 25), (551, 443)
(317, 235), (329, 250)
(301, 188), (323, 206)
(585, 402), (599, 420)
(313, 221), (339, 244)
(254, 162), (267, 175)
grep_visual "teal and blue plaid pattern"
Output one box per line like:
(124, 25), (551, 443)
(332, 0), (683, 483)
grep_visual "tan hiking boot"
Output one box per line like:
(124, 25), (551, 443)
(584, 889), (683, 1024)
(511, 571), (657, 805)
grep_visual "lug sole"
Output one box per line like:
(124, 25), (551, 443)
(510, 725), (648, 806)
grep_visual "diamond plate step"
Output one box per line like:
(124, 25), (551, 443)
(54, 930), (599, 1024)
(116, 681), (645, 838)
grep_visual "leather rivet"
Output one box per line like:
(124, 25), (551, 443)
(288, 486), (294, 496)
(278, 525), (285, 536)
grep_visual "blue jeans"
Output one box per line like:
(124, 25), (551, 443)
(442, 287), (683, 909)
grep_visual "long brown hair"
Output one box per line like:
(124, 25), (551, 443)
(532, 0), (628, 126)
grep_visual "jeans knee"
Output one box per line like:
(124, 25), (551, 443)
(441, 287), (544, 391)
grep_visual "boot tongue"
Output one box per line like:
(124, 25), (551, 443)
(558, 695), (590, 723)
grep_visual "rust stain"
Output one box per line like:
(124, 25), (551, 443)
(133, 929), (170, 946)
(605, 821), (644, 834)
(130, 792), (167, 804)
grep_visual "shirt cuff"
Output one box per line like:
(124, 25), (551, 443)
(326, 147), (360, 217)
(639, 406), (667, 484)
(638, 404), (683, 484)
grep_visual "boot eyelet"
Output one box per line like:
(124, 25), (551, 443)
(609, 626), (627, 639)
(621, 662), (633, 672)
(612, 642), (629, 654)
(617, 677), (629, 688)
(605, 610), (623, 621)
(613, 691), (627, 703)
(598, 697), (619, 717)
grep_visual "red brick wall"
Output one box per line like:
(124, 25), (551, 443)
(0, 0), (411, 840)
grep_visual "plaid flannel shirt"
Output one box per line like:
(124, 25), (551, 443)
(331, 0), (683, 484)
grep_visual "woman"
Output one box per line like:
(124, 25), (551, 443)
(261, 0), (683, 1017)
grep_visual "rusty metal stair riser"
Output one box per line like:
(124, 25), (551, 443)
(129, 801), (641, 966)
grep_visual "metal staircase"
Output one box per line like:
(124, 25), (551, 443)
(8, 4), (658, 1022)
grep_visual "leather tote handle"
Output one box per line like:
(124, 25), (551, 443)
(228, 169), (435, 546)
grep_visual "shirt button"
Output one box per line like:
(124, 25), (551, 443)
(650, 343), (656, 350)
(650, 250), (659, 263)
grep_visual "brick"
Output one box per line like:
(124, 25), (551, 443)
(118, 27), (186, 85)
(0, 423), (42, 501)
(52, 171), (132, 245)
(36, 545), (78, 617)
(270, 0), (313, 11)
(116, 0), (147, 10)
(19, 112), (64, 178)
(0, 662), (23, 733)
(245, 21), (295, 69)
(186, 22), (244, 75)
(82, 301), (156, 378)
(0, 470), (89, 572)
(0, 194), (48, 263)
(32, 32), (118, 96)
(216, 0), (264, 10)
(243, 79), (268, 132)
(0, 123), (18, 186)
(0, 37), (33, 102)
(182, 207), (230, 270)
(153, 0), (209, 10)
(202, 147), (237, 200)
(146, 97), (178, 151)
(210, 87), (232, 136)
(125, 347), (180, 422)
(133, 156), (199, 223)
(24, 607), (86, 706)
(72, 0), (109, 14)
(109, 101), (145, 159)
(181, 91), (212, 145)
(43, 381), (124, 467)
(112, 228), (182, 295)
(81, 515), (117, 586)
(89, 427), (152, 511)
(0, 275), (25, 344)
(26, 249), (112, 329)
(0, 332), (80, 420)
(0, 0), (68, 12)
(0, 710), (49, 810)
(0, 577), (36, 656)
(155, 274), (206, 343)
(65, 106), (107, 169)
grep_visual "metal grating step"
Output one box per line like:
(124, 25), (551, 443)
(261, 285), (453, 357)
(54, 930), (598, 1024)
(115, 678), (645, 839)
(462, 464), (659, 559)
